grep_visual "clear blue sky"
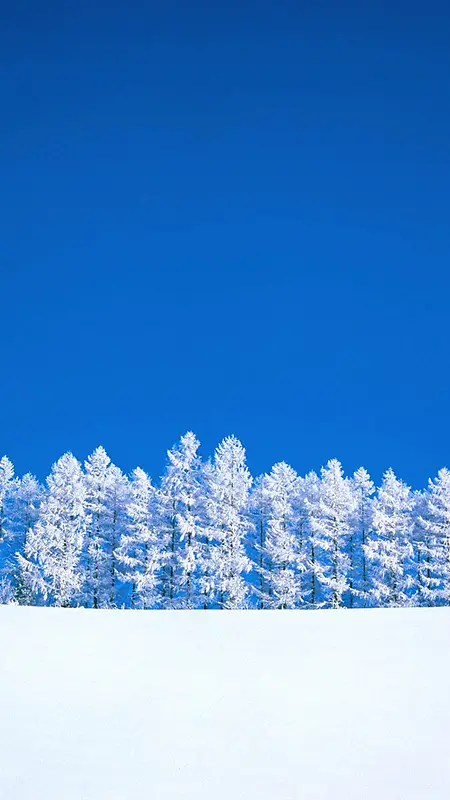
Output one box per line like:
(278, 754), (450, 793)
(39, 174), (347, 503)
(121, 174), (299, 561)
(2, 0), (449, 486)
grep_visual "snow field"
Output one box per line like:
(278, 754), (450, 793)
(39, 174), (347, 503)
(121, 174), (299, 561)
(0, 606), (449, 799)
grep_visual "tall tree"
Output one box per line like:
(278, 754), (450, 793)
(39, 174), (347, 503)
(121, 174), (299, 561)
(205, 436), (252, 609)
(0, 457), (17, 603)
(83, 446), (111, 608)
(417, 468), (450, 606)
(248, 475), (272, 608)
(106, 464), (130, 608)
(300, 471), (320, 608)
(0, 456), (15, 543)
(350, 467), (375, 607)
(159, 433), (206, 608)
(117, 467), (162, 609)
(20, 453), (87, 607)
(294, 472), (317, 608)
(306, 460), (355, 608)
(160, 432), (207, 609)
(259, 462), (301, 609)
(13, 474), (44, 605)
(366, 469), (414, 607)
(83, 447), (130, 608)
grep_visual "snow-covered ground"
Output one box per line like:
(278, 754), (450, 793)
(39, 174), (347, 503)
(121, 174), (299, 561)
(0, 607), (449, 799)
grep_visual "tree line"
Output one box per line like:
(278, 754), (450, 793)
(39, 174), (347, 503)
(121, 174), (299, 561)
(0, 432), (448, 609)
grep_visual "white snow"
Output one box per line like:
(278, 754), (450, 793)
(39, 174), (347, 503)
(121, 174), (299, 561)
(0, 606), (449, 799)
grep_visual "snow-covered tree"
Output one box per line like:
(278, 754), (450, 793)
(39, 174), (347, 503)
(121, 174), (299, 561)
(83, 446), (111, 608)
(0, 457), (18, 602)
(13, 474), (44, 604)
(83, 447), (129, 608)
(106, 464), (130, 608)
(248, 475), (272, 608)
(417, 468), (450, 605)
(350, 467), (375, 607)
(411, 490), (439, 607)
(299, 471), (320, 607)
(0, 456), (15, 543)
(117, 467), (162, 609)
(293, 472), (317, 608)
(205, 436), (252, 609)
(306, 460), (356, 608)
(259, 462), (301, 609)
(159, 432), (207, 609)
(366, 468), (414, 607)
(21, 453), (87, 607)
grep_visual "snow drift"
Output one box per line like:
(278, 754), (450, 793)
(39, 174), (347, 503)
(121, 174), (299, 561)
(0, 606), (449, 799)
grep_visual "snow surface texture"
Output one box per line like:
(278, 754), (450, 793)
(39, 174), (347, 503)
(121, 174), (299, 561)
(0, 607), (449, 799)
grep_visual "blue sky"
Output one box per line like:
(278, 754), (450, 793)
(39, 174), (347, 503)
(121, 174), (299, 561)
(2, 0), (450, 486)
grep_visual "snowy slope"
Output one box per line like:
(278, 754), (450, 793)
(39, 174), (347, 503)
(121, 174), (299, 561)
(0, 607), (449, 799)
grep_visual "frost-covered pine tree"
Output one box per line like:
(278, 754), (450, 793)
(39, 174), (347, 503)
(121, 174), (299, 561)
(13, 473), (44, 605)
(259, 462), (301, 609)
(411, 490), (440, 606)
(21, 453), (87, 607)
(106, 464), (130, 608)
(417, 468), (450, 605)
(117, 467), (162, 609)
(0, 457), (18, 603)
(350, 467), (375, 607)
(248, 474), (272, 608)
(83, 446), (111, 608)
(300, 471), (320, 607)
(83, 447), (129, 608)
(0, 456), (15, 544)
(160, 432), (206, 609)
(293, 473), (317, 608)
(205, 436), (252, 609)
(366, 468), (414, 607)
(306, 460), (355, 608)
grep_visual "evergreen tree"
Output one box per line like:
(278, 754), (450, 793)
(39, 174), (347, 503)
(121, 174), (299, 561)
(366, 469), (414, 607)
(117, 467), (162, 609)
(301, 471), (320, 607)
(13, 473), (44, 604)
(306, 460), (355, 608)
(83, 447), (129, 608)
(205, 436), (252, 609)
(417, 468), (450, 605)
(259, 462), (301, 609)
(106, 464), (130, 608)
(350, 467), (375, 607)
(294, 472), (316, 608)
(160, 432), (207, 609)
(248, 475), (272, 608)
(83, 446), (111, 608)
(0, 456), (15, 543)
(159, 433), (206, 608)
(0, 457), (18, 602)
(20, 453), (87, 607)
